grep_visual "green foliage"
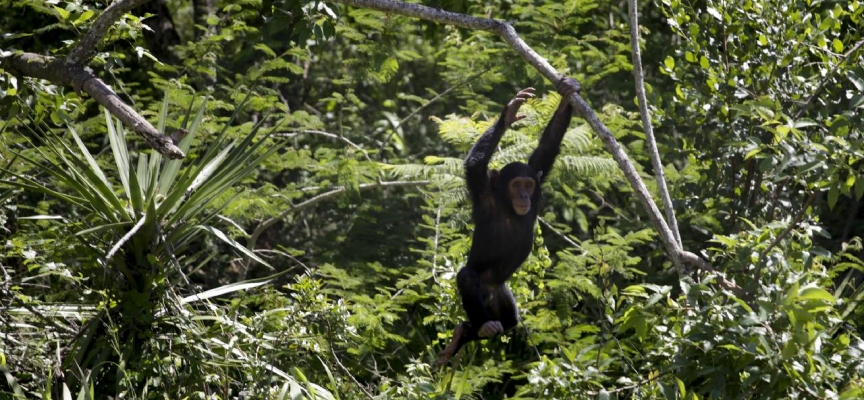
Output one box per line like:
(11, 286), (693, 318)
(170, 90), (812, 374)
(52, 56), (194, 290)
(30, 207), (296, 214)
(659, 0), (864, 226)
(3, 0), (864, 398)
(0, 96), (342, 397)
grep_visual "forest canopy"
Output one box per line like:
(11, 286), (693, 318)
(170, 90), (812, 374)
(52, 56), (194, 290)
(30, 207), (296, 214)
(1, 0), (863, 398)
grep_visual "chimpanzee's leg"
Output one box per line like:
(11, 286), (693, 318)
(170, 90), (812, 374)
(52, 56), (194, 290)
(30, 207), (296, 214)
(439, 266), (495, 364)
(456, 267), (490, 327)
(492, 284), (519, 331)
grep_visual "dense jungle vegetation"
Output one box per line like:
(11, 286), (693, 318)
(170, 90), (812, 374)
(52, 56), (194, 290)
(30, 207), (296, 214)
(1, 0), (863, 398)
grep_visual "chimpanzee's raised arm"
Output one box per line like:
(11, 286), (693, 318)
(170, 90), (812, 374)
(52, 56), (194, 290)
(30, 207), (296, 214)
(528, 77), (580, 183)
(464, 88), (536, 201)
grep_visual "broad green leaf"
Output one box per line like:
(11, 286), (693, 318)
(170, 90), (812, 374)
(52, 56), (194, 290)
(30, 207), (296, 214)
(849, 74), (864, 92)
(840, 386), (864, 400)
(621, 285), (647, 296)
(797, 286), (835, 303)
(685, 51), (695, 62)
(828, 182), (840, 209)
(664, 56), (675, 70)
(855, 174), (864, 199)
(53, 6), (70, 20)
(73, 10), (94, 25)
(775, 125), (791, 141)
(744, 147), (761, 160)
(792, 119), (819, 128)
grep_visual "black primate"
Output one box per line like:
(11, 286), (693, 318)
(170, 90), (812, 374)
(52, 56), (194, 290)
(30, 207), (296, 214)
(439, 77), (580, 364)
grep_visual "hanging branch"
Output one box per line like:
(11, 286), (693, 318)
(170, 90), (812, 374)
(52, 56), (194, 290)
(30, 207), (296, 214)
(329, 0), (735, 286)
(0, 0), (184, 159)
(627, 0), (681, 247)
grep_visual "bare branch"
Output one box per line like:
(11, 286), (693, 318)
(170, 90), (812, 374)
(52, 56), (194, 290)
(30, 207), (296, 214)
(331, 0), (564, 83)
(0, 0), (187, 158)
(3, 53), (184, 159)
(678, 251), (744, 295)
(628, 0), (682, 248)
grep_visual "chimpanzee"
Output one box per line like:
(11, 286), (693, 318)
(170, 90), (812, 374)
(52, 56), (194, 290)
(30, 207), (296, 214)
(438, 77), (581, 364)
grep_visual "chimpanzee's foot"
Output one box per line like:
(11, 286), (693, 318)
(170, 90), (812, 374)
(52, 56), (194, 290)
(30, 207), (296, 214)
(438, 322), (466, 365)
(477, 320), (503, 338)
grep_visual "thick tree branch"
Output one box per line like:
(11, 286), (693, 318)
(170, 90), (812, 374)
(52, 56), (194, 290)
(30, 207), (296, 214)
(1, 0), (185, 159)
(330, 0), (738, 290)
(3, 53), (184, 159)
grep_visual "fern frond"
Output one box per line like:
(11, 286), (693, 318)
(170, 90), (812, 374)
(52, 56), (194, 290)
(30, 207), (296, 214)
(433, 115), (483, 147)
(385, 163), (436, 178)
(556, 155), (619, 177)
(492, 140), (535, 167)
(561, 126), (596, 152)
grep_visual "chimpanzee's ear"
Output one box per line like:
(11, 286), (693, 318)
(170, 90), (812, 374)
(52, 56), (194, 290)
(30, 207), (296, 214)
(536, 171), (544, 181)
(488, 170), (500, 189)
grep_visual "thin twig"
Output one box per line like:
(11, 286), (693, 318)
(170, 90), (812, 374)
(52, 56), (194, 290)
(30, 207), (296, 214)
(538, 217), (583, 251)
(432, 207), (442, 282)
(755, 191), (819, 281)
(273, 130), (373, 162)
(385, 66), (493, 146)
(678, 251), (743, 295)
(324, 347), (374, 400)
(243, 180), (430, 271)
(794, 39), (864, 120)
(519, 318), (543, 361)
(585, 370), (673, 396)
